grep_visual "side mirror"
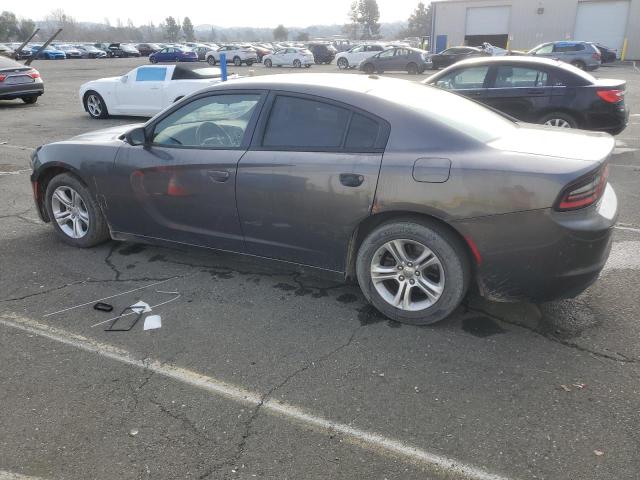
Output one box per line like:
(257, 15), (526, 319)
(125, 127), (148, 146)
(120, 75), (128, 83)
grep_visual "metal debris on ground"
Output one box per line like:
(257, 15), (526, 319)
(143, 315), (162, 330)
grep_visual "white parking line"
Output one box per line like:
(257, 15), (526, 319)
(0, 471), (48, 480)
(0, 313), (512, 480)
(615, 225), (640, 234)
(603, 241), (640, 272)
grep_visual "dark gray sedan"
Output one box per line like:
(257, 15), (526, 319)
(358, 47), (431, 75)
(0, 55), (43, 104)
(30, 74), (617, 325)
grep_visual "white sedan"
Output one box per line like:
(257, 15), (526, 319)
(79, 65), (233, 118)
(335, 44), (386, 69)
(263, 48), (314, 68)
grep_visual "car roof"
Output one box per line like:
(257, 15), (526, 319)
(436, 55), (565, 68)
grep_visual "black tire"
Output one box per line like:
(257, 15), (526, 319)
(539, 111), (578, 129)
(293, 59), (302, 68)
(150, 56), (157, 64)
(363, 63), (375, 75)
(22, 96), (38, 104)
(356, 220), (470, 325)
(571, 60), (586, 70)
(207, 56), (216, 66)
(83, 91), (109, 119)
(45, 173), (110, 248)
(233, 56), (242, 66)
(337, 57), (349, 69)
(264, 59), (272, 68)
(407, 62), (418, 75)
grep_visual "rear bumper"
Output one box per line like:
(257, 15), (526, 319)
(586, 105), (629, 135)
(452, 184), (618, 302)
(0, 82), (44, 100)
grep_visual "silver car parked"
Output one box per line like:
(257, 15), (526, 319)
(528, 41), (601, 71)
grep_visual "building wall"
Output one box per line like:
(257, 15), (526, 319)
(432, 0), (640, 59)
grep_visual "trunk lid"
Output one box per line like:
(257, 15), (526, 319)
(488, 124), (615, 163)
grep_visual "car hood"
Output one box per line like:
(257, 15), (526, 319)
(70, 124), (144, 143)
(488, 124), (615, 163)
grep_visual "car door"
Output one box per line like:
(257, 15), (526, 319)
(432, 65), (491, 102)
(392, 48), (411, 70)
(375, 48), (396, 70)
(483, 65), (552, 122)
(437, 48), (458, 67)
(236, 93), (389, 271)
(105, 91), (266, 251)
(116, 66), (168, 115)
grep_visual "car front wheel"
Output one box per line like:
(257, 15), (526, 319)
(363, 63), (375, 75)
(22, 96), (37, 104)
(233, 56), (242, 66)
(337, 57), (349, 69)
(45, 173), (110, 248)
(264, 59), (272, 68)
(84, 91), (109, 119)
(356, 220), (470, 325)
(207, 56), (216, 65)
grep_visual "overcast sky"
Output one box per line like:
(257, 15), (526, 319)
(11, 0), (427, 27)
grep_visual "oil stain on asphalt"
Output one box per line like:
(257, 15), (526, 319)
(462, 316), (505, 338)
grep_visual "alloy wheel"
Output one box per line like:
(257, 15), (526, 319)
(293, 59), (302, 68)
(86, 94), (102, 117)
(544, 118), (572, 128)
(337, 58), (349, 69)
(370, 239), (444, 311)
(51, 186), (90, 239)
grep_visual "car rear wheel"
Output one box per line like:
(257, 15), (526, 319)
(207, 56), (216, 66)
(571, 60), (586, 70)
(407, 62), (418, 75)
(45, 173), (110, 248)
(356, 220), (470, 325)
(363, 63), (375, 75)
(84, 92), (109, 119)
(233, 56), (242, 66)
(293, 59), (302, 68)
(264, 59), (272, 68)
(540, 112), (578, 129)
(22, 96), (37, 104)
(337, 57), (349, 69)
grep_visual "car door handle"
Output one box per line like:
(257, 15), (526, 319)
(340, 173), (364, 187)
(207, 170), (230, 183)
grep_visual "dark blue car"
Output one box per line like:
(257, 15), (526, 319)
(30, 45), (66, 60)
(149, 47), (198, 63)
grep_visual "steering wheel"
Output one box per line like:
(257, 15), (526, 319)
(196, 121), (233, 147)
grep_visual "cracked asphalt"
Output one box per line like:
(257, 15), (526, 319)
(1, 58), (639, 480)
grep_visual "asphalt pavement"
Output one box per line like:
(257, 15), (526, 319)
(1, 58), (639, 480)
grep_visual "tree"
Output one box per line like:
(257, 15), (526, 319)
(272, 24), (288, 41)
(182, 17), (195, 42)
(165, 16), (181, 42)
(0, 11), (18, 41)
(16, 18), (36, 40)
(343, 1), (359, 40)
(405, 2), (432, 38)
(357, 0), (380, 40)
(295, 31), (309, 41)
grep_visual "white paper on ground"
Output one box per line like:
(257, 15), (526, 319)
(130, 301), (152, 314)
(143, 315), (161, 330)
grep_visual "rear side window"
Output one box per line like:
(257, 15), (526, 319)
(494, 66), (548, 88)
(263, 96), (350, 148)
(136, 67), (166, 81)
(345, 114), (379, 149)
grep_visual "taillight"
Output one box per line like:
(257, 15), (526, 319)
(0, 74), (5, 82)
(597, 89), (624, 103)
(27, 70), (40, 79)
(556, 165), (609, 211)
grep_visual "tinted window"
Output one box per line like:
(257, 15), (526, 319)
(136, 67), (167, 81)
(494, 66), (548, 88)
(153, 94), (261, 148)
(263, 96), (350, 149)
(554, 43), (584, 53)
(435, 66), (489, 89)
(345, 114), (379, 149)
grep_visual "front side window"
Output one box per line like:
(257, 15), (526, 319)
(152, 94), (261, 148)
(263, 96), (350, 149)
(435, 66), (489, 90)
(494, 66), (549, 88)
(135, 67), (167, 82)
(530, 43), (553, 55)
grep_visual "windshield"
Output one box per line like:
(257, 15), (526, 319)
(374, 82), (516, 143)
